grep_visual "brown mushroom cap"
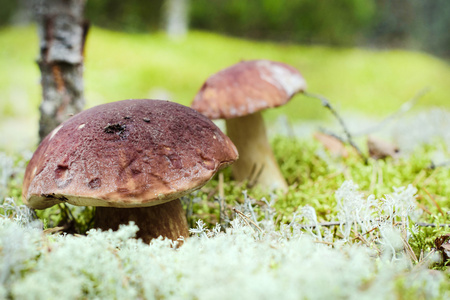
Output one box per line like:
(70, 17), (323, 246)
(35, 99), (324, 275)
(23, 99), (238, 209)
(191, 59), (307, 119)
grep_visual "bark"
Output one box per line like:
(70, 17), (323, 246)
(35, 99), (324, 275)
(95, 199), (189, 244)
(226, 112), (288, 191)
(34, 0), (88, 141)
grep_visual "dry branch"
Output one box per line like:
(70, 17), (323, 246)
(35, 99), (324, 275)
(353, 87), (430, 136)
(298, 221), (450, 228)
(304, 92), (368, 163)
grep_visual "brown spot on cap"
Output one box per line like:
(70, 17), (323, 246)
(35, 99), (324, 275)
(104, 123), (126, 134)
(88, 178), (101, 189)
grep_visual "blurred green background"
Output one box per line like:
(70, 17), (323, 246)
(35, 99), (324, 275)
(0, 0), (449, 152)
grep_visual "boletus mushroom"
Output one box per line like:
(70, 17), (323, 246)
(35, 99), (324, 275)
(22, 99), (238, 243)
(191, 60), (306, 191)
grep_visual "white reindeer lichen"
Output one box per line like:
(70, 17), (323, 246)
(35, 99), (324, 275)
(0, 181), (446, 299)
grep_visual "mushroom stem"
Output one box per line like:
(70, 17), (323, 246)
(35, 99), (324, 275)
(95, 199), (189, 243)
(226, 112), (288, 191)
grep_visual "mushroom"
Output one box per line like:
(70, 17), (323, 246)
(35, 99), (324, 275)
(191, 60), (306, 191)
(22, 99), (238, 243)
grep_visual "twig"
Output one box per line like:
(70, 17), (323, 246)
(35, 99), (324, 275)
(412, 169), (427, 186)
(402, 236), (419, 264)
(314, 240), (334, 246)
(415, 222), (450, 228)
(233, 208), (251, 228)
(422, 187), (444, 216)
(304, 91), (368, 163)
(218, 173), (224, 200)
(43, 226), (65, 234)
(206, 186), (218, 201)
(299, 221), (341, 228)
(353, 87), (430, 136)
(416, 202), (433, 215)
(248, 163), (264, 188)
(423, 168), (439, 186)
(217, 173), (227, 225)
(352, 227), (382, 255)
(232, 207), (263, 233)
(413, 249), (437, 270)
(361, 225), (379, 237)
(247, 163), (257, 184)
(299, 221), (450, 228)
(64, 203), (76, 221)
(401, 216), (419, 264)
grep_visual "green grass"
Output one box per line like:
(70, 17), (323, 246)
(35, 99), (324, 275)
(1, 25), (449, 124)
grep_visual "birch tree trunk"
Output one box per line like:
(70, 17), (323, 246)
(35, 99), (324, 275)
(162, 0), (189, 39)
(34, 0), (88, 141)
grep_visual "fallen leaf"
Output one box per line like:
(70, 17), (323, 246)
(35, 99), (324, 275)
(434, 233), (450, 263)
(314, 132), (348, 158)
(367, 136), (400, 159)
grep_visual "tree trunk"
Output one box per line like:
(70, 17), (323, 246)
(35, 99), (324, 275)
(34, 0), (88, 141)
(162, 0), (189, 39)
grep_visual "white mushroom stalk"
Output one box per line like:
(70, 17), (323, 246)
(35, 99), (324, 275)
(226, 112), (287, 190)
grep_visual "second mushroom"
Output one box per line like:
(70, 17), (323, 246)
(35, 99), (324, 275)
(191, 60), (307, 191)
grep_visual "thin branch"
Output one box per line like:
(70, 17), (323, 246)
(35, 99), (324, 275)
(314, 240), (334, 246)
(422, 187), (444, 216)
(232, 208), (264, 233)
(413, 249), (437, 270)
(402, 237), (419, 264)
(218, 172), (225, 200)
(299, 221), (450, 228)
(63, 203), (76, 221)
(415, 223), (450, 228)
(43, 226), (65, 234)
(299, 221), (341, 228)
(352, 225), (382, 255)
(304, 91), (367, 163)
(353, 87), (430, 136)
(248, 163), (264, 188)
(361, 225), (379, 236)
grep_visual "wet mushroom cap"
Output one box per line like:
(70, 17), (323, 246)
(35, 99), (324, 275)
(22, 99), (238, 209)
(191, 59), (307, 119)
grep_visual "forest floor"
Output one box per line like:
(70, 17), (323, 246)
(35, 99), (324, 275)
(1, 25), (449, 299)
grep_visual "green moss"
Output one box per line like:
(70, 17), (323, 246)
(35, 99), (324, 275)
(183, 136), (449, 234)
(4, 135), (448, 240)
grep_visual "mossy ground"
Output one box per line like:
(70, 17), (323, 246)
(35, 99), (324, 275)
(3, 135), (449, 268)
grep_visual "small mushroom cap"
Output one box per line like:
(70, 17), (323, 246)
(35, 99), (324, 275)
(23, 99), (238, 209)
(191, 59), (307, 119)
